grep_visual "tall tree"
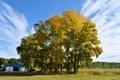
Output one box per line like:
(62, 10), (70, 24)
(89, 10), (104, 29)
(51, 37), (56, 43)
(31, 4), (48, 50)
(34, 21), (51, 72)
(46, 15), (65, 73)
(17, 34), (40, 68)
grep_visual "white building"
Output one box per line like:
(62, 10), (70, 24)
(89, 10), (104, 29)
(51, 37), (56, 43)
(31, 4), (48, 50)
(5, 62), (25, 72)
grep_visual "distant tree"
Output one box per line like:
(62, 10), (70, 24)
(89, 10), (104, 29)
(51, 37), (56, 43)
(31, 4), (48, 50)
(8, 58), (17, 64)
(0, 58), (4, 67)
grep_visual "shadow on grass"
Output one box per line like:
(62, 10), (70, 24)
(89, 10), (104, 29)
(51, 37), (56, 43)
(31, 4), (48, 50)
(0, 71), (69, 76)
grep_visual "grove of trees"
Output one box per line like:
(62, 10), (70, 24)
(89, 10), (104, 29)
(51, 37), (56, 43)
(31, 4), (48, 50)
(17, 10), (103, 73)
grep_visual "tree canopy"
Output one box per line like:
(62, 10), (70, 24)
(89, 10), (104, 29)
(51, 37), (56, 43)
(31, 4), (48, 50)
(17, 10), (103, 73)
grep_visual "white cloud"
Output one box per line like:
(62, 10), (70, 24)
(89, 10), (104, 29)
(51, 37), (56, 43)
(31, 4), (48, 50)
(81, 0), (120, 62)
(0, 50), (17, 58)
(0, 1), (28, 58)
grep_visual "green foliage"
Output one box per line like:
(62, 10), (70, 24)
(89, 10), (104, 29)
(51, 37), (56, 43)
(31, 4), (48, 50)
(17, 10), (103, 73)
(17, 35), (40, 68)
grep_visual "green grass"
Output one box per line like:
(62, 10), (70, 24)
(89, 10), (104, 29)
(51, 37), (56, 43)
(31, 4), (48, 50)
(0, 69), (120, 80)
(0, 75), (120, 80)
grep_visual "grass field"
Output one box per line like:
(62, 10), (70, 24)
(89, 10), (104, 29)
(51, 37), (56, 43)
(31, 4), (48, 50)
(0, 75), (120, 80)
(0, 69), (120, 80)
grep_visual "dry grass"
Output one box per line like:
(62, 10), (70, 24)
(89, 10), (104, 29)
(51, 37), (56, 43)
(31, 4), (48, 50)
(78, 68), (120, 76)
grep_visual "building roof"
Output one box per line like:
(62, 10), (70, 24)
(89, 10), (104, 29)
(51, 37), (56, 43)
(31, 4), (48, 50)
(5, 62), (24, 67)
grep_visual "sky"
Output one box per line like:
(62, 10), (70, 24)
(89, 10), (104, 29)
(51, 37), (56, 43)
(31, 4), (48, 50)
(0, 0), (120, 62)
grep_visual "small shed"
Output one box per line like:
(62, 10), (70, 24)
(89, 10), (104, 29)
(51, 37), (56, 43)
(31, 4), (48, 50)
(5, 62), (25, 72)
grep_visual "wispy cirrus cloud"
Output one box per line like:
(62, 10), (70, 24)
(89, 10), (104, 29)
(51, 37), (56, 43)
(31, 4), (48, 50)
(0, 0), (120, 63)
(81, 0), (120, 62)
(0, 1), (28, 58)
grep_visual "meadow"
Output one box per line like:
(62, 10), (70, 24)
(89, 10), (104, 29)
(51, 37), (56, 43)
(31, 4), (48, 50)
(0, 69), (120, 80)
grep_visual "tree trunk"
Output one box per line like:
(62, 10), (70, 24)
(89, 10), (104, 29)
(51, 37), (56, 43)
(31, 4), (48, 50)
(74, 55), (77, 73)
(60, 66), (63, 74)
(50, 56), (52, 73)
(67, 57), (70, 73)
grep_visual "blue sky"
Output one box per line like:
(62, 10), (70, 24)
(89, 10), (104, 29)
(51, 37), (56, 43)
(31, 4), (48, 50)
(0, 0), (120, 62)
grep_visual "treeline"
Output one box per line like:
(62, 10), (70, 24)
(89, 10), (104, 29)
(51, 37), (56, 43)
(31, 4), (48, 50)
(0, 58), (120, 69)
(87, 62), (120, 69)
(0, 58), (21, 67)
